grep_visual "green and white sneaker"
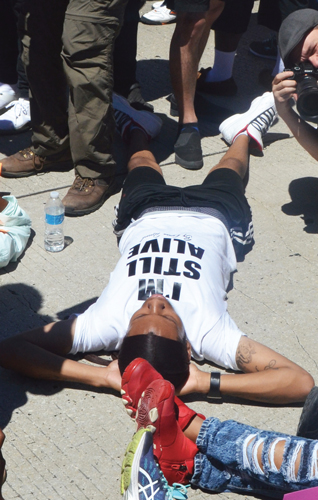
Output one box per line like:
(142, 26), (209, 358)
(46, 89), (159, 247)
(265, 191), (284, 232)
(121, 428), (189, 500)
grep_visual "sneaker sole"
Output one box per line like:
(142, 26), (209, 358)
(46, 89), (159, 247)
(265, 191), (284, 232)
(175, 153), (203, 171)
(0, 159), (73, 178)
(64, 179), (121, 217)
(140, 16), (176, 24)
(219, 92), (275, 145)
(121, 428), (151, 498)
(249, 48), (277, 60)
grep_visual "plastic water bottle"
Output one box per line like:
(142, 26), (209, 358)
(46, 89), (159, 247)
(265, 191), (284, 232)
(44, 191), (65, 252)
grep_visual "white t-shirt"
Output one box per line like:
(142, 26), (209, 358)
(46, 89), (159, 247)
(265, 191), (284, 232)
(71, 211), (244, 371)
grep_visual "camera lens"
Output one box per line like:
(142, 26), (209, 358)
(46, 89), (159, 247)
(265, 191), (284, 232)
(297, 75), (318, 122)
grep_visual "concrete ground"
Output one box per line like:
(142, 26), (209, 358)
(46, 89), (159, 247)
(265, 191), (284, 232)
(1, 2), (318, 499)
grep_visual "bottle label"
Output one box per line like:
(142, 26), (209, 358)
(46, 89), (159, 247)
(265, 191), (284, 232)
(45, 213), (64, 225)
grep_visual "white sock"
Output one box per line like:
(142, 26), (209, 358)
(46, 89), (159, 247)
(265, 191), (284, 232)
(272, 54), (284, 77)
(205, 49), (236, 82)
(233, 130), (248, 142)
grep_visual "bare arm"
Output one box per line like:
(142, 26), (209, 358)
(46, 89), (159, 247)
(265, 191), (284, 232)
(0, 319), (121, 391)
(178, 336), (314, 403)
(273, 71), (318, 161)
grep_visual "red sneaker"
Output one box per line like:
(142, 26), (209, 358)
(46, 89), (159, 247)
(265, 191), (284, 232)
(174, 396), (205, 431)
(121, 358), (163, 419)
(121, 358), (205, 428)
(136, 379), (198, 485)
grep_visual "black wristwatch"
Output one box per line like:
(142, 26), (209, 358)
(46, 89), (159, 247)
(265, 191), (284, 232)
(206, 372), (222, 399)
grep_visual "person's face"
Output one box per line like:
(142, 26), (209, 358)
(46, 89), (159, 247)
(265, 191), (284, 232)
(290, 27), (318, 67)
(127, 295), (185, 341)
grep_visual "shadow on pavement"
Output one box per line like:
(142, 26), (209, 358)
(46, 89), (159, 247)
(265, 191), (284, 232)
(282, 177), (318, 234)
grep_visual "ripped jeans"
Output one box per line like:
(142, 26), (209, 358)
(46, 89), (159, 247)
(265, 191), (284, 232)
(191, 417), (318, 498)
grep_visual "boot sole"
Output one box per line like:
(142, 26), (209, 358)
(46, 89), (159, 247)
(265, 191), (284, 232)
(0, 160), (73, 178)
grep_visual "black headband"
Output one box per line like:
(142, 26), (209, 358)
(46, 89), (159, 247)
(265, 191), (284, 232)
(118, 333), (190, 389)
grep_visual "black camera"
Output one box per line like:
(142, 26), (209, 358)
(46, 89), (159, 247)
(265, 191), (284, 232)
(286, 61), (318, 122)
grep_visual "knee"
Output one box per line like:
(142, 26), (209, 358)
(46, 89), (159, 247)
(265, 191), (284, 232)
(174, 13), (206, 42)
(299, 372), (315, 400)
(206, 0), (224, 21)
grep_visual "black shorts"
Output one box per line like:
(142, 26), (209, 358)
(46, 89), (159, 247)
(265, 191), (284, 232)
(212, 0), (254, 34)
(166, 0), (226, 14)
(115, 167), (254, 261)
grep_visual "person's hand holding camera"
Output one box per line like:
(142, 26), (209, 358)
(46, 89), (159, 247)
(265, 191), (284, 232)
(272, 70), (297, 119)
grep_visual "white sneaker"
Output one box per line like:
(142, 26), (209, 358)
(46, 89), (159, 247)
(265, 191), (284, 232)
(219, 92), (277, 151)
(0, 83), (19, 111)
(141, 5), (176, 25)
(113, 93), (162, 141)
(0, 98), (31, 135)
(152, 1), (165, 8)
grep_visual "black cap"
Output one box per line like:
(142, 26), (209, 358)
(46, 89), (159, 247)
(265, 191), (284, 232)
(279, 8), (318, 66)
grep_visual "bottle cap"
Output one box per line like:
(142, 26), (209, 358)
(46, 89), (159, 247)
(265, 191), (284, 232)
(50, 191), (59, 198)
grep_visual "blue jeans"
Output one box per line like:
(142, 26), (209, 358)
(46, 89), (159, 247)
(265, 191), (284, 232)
(191, 417), (318, 498)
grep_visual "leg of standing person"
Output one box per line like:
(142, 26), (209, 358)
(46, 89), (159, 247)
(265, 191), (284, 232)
(0, 0), (31, 135)
(169, 0), (225, 171)
(0, 0), (72, 177)
(1, 0), (129, 216)
(113, 0), (154, 112)
(0, 0), (19, 110)
(60, 0), (129, 216)
(196, 0), (254, 96)
(12, 0), (29, 102)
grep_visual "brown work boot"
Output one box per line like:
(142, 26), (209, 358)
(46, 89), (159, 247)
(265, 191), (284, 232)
(0, 147), (73, 178)
(62, 175), (120, 216)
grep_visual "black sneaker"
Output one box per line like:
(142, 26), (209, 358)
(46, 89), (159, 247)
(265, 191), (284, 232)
(127, 83), (154, 113)
(174, 123), (203, 170)
(249, 34), (278, 60)
(297, 386), (318, 440)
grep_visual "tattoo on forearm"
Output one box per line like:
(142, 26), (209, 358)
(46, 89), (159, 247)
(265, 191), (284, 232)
(236, 341), (256, 371)
(255, 359), (279, 372)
